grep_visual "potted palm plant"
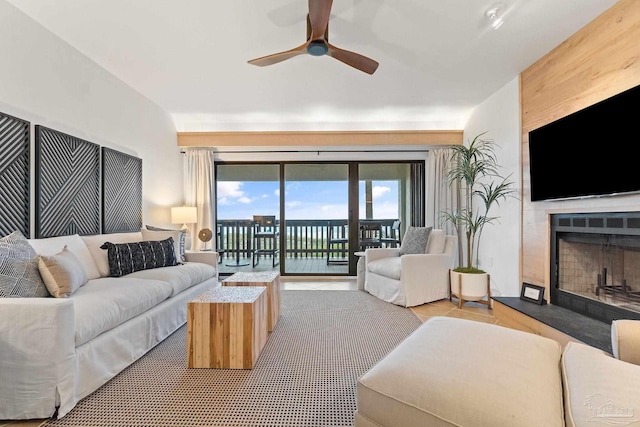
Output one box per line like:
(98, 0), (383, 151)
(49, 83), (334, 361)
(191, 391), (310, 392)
(443, 132), (516, 305)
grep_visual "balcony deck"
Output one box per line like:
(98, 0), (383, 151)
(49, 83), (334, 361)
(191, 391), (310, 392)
(218, 255), (350, 276)
(215, 218), (399, 276)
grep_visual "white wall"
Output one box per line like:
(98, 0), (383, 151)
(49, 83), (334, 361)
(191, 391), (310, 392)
(463, 77), (521, 297)
(0, 0), (183, 234)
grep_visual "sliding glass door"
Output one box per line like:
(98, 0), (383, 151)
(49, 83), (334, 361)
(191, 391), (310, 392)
(215, 161), (423, 277)
(358, 163), (413, 248)
(283, 163), (352, 275)
(216, 164), (280, 271)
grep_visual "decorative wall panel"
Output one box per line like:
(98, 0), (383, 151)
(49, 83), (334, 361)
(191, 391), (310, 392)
(0, 112), (30, 237)
(35, 126), (100, 238)
(102, 147), (142, 233)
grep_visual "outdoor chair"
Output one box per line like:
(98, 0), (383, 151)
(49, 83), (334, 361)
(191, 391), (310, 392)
(252, 215), (279, 267)
(327, 220), (349, 265)
(359, 221), (383, 251)
(381, 220), (402, 248)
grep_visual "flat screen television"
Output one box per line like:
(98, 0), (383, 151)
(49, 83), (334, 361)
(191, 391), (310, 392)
(528, 83), (640, 202)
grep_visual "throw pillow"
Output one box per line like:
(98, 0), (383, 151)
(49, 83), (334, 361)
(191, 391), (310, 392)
(38, 246), (88, 298)
(100, 237), (179, 277)
(399, 226), (433, 255)
(0, 231), (50, 298)
(143, 226), (186, 262)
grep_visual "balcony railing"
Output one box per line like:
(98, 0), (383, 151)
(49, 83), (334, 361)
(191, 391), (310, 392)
(217, 219), (399, 261)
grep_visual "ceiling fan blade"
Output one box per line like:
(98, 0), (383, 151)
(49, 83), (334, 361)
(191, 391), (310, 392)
(308, 0), (332, 40)
(326, 43), (379, 75)
(248, 43), (309, 67)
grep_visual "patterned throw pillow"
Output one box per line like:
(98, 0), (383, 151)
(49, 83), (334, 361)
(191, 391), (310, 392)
(100, 237), (179, 277)
(144, 225), (186, 262)
(399, 226), (433, 256)
(0, 231), (50, 298)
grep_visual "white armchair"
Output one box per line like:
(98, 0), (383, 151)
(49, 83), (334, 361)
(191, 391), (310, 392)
(364, 229), (457, 307)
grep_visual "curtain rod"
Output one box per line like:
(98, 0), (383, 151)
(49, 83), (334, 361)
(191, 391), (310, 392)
(180, 149), (431, 154)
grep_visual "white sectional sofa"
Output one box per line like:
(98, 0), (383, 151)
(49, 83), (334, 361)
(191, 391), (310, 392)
(0, 231), (219, 420)
(355, 316), (640, 427)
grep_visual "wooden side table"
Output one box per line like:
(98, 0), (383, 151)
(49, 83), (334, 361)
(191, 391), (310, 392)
(222, 271), (281, 332)
(187, 286), (268, 369)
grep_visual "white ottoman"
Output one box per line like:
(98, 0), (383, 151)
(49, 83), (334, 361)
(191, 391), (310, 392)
(355, 316), (565, 427)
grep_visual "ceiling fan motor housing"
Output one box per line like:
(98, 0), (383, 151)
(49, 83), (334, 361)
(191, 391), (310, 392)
(307, 40), (328, 56)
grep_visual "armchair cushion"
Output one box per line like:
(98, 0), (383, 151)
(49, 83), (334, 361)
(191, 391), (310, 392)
(611, 319), (640, 366)
(368, 257), (401, 280)
(562, 341), (640, 427)
(426, 229), (446, 254)
(399, 226), (432, 255)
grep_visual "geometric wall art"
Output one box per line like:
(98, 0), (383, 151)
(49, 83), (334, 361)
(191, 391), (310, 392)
(35, 126), (101, 238)
(102, 147), (142, 234)
(0, 112), (30, 237)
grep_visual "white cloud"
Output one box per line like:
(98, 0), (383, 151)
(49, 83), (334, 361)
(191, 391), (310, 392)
(238, 197), (252, 204)
(217, 181), (244, 198)
(287, 201), (301, 208)
(274, 189), (280, 196)
(372, 186), (391, 199)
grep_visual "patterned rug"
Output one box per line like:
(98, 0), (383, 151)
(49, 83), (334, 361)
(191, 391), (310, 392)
(45, 290), (422, 427)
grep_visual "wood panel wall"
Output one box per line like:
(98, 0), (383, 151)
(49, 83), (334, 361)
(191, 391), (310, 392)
(520, 0), (640, 299)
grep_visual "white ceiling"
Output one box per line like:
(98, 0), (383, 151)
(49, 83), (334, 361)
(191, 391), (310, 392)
(6, 0), (618, 131)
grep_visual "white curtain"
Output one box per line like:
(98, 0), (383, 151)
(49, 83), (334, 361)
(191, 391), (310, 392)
(426, 148), (460, 228)
(426, 148), (462, 267)
(184, 148), (216, 251)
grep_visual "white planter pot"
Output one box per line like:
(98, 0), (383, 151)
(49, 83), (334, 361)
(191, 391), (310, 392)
(450, 271), (489, 301)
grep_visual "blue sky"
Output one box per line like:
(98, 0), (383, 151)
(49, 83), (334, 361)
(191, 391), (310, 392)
(217, 180), (399, 220)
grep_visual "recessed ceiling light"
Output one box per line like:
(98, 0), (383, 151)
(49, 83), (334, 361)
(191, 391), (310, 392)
(485, 2), (506, 29)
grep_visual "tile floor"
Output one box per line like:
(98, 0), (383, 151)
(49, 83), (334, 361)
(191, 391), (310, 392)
(1, 277), (518, 427)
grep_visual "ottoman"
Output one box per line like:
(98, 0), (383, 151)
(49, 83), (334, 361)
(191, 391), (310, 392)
(355, 316), (564, 427)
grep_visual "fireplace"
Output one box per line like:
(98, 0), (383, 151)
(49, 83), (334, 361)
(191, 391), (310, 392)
(550, 212), (640, 323)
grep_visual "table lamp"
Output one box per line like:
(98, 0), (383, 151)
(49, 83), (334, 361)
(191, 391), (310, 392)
(171, 206), (197, 230)
(171, 206), (197, 251)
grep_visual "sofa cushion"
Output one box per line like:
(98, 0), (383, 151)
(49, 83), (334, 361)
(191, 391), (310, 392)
(399, 226), (432, 255)
(100, 238), (179, 277)
(356, 316), (564, 427)
(142, 227), (186, 262)
(367, 257), (401, 280)
(426, 229), (446, 254)
(72, 277), (173, 346)
(28, 234), (101, 280)
(38, 246), (87, 298)
(125, 262), (217, 296)
(562, 341), (640, 427)
(81, 232), (143, 277)
(0, 231), (49, 298)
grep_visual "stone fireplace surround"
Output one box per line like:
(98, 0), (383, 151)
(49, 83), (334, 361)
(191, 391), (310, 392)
(551, 211), (640, 323)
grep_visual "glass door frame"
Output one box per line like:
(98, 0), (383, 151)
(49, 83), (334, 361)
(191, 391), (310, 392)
(215, 160), (424, 277)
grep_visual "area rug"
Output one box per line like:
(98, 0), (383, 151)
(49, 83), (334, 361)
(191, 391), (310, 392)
(45, 290), (422, 427)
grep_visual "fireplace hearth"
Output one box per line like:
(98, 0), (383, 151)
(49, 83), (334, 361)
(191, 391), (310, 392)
(551, 212), (640, 323)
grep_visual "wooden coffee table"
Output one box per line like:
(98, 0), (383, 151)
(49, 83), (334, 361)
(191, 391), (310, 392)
(222, 271), (281, 332)
(187, 286), (268, 369)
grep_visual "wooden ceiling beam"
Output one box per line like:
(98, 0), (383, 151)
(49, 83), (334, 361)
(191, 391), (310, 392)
(177, 130), (463, 147)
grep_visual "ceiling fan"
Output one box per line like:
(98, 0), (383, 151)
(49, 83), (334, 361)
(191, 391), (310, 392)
(248, 0), (379, 75)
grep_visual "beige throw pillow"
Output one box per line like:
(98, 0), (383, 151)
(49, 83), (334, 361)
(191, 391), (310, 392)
(38, 246), (88, 298)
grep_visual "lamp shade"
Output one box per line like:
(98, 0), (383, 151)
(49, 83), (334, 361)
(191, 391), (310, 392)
(171, 206), (197, 225)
